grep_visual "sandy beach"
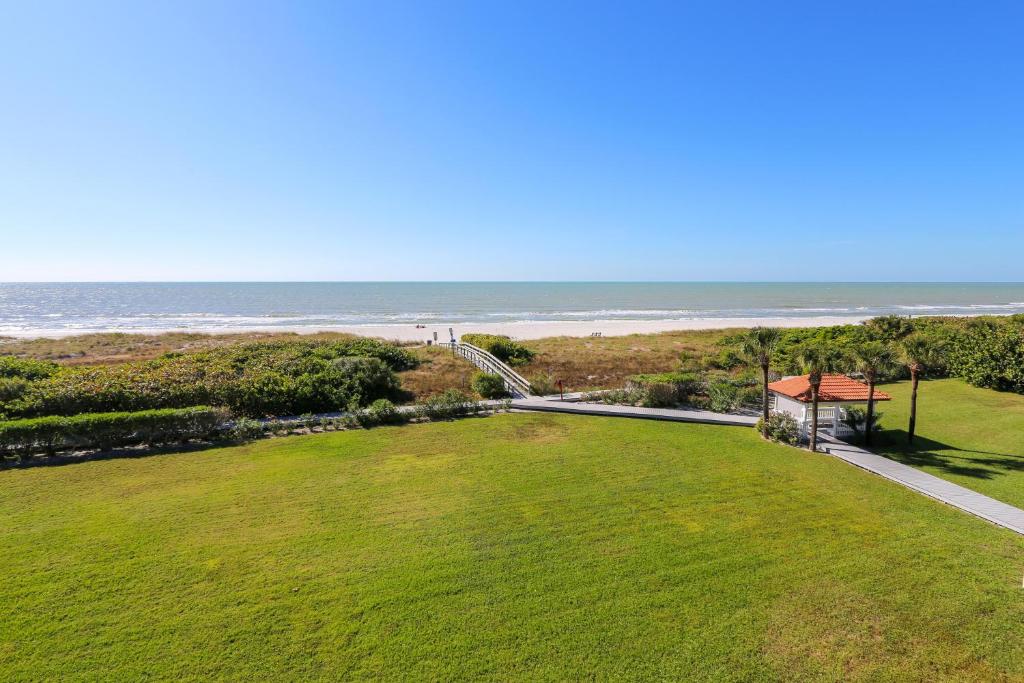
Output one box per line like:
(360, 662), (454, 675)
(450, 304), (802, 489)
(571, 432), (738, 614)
(2, 315), (877, 342)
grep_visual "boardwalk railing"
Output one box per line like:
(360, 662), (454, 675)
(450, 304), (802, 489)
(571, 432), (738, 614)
(439, 342), (533, 397)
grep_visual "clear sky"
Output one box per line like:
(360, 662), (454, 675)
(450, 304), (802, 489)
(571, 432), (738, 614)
(1, 1), (1022, 282)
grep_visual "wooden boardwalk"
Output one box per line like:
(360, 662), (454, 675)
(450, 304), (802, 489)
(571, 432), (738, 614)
(511, 397), (1024, 536)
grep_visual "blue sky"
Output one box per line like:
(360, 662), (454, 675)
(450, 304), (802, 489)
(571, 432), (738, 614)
(1, 1), (1022, 281)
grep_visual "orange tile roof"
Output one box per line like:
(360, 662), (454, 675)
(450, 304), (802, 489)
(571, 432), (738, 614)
(767, 374), (891, 403)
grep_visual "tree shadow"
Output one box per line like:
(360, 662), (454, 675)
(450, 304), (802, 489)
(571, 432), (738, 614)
(868, 428), (1024, 480)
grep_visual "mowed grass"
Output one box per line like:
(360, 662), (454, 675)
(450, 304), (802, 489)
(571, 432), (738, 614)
(2, 414), (1024, 681)
(877, 378), (1024, 509)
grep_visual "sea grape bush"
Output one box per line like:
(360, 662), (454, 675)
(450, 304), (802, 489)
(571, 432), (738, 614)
(0, 339), (417, 418)
(945, 319), (1024, 393)
(0, 356), (59, 381)
(0, 406), (228, 459)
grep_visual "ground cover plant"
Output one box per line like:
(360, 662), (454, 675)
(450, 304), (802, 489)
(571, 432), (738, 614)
(876, 378), (1024, 510)
(2, 413), (1023, 680)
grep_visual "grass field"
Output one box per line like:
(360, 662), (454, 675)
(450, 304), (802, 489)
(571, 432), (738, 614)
(876, 378), (1024, 510)
(3, 413), (1023, 680)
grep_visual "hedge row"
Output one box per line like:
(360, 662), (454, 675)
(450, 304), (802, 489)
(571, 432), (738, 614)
(0, 406), (229, 459)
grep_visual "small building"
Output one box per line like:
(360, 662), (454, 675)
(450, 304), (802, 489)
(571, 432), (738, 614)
(767, 374), (891, 439)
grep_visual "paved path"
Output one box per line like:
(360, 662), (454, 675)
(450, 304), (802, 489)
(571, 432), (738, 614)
(510, 397), (758, 427)
(819, 436), (1024, 535)
(512, 397), (1024, 536)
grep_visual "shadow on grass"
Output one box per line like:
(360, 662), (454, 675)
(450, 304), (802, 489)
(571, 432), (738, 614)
(870, 429), (1024, 480)
(0, 440), (234, 472)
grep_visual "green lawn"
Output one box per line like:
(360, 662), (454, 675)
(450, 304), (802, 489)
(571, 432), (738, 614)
(876, 378), (1024, 509)
(2, 414), (1024, 681)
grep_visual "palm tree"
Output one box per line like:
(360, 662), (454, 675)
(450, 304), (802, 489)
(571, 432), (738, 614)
(847, 340), (896, 446)
(898, 334), (946, 445)
(794, 343), (839, 452)
(738, 327), (782, 437)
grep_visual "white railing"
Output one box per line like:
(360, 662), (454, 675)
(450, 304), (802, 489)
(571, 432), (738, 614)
(800, 406), (855, 438)
(437, 342), (533, 397)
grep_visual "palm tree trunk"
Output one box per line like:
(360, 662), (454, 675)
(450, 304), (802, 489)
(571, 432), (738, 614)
(864, 380), (876, 447)
(908, 369), (919, 444)
(809, 386), (819, 452)
(761, 362), (770, 436)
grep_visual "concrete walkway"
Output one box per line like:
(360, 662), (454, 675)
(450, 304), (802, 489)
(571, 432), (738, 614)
(819, 436), (1024, 535)
(510, 397), (759, 427)
(512, 397), (1024, 536)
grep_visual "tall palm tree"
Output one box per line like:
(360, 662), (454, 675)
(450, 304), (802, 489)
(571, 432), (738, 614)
(847, 340), (896, 446)
(738, 327), (782, 437)
(898, 334), (946, 445)
(794, 343), (839, 452)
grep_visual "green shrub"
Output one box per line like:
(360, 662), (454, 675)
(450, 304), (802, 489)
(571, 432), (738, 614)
(737, 384), (763, 408)
(0, 377), (30, 403)
(0, 406), (229, 459)
(755, 412), (800, 445)
(841, 407), (883, 437)
(366, 398), (404, 425)
(628, 371), (702, 404)
(230, 417), (266, 441)
(587, 387), (644, 406)
(0, 356), (59, 381)
(417, 390), (479, 420)
(707, 380), (741, 413)
(472, 372), (509, 399)
(640, 382), (677, 407)
(461, 334), (535, 367)
(946, 320), (1024, 393)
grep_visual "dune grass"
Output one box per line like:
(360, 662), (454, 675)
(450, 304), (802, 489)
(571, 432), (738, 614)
(2, 413), (1023, 680)
(875, 378), (1024, 509)
(520, 329), (733, 391)
(400, 344), (478, 399)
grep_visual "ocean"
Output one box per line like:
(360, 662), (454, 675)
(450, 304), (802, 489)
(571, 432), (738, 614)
(1, 282), (1023, 337)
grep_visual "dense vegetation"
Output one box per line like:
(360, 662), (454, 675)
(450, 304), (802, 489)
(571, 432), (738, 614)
(0, 407), (227, 458)
(3, 413), (1022, 680)
(748, 314), (1024, 391)
(0, 338), (418, 419)
(460, 333), (535, 366)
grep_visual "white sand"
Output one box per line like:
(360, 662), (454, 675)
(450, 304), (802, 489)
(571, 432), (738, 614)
(2, 315), (875, 342)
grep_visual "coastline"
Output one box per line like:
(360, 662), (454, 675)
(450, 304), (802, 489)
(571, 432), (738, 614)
(0, 315), (877, 342)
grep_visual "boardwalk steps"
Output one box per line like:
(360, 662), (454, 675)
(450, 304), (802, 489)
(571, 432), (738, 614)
(439, 342), (533, 398)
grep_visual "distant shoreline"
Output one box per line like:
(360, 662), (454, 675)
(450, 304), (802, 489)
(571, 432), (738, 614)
(1, 315), (892, 342)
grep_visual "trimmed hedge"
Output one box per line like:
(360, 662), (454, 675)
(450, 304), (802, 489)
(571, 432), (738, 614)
(0, 406), (229, 459)
(461, 334), (534, 367)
